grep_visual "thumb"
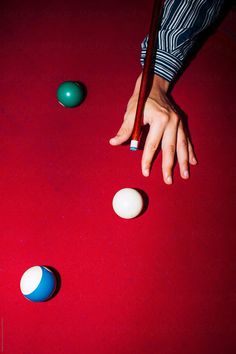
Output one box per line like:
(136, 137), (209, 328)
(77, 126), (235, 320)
(109, 119), (133, 146)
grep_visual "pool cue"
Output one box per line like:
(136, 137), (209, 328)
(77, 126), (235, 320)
(130, 0), (164, 151)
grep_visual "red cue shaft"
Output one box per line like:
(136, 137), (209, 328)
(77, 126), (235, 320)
(130, 0), (164, 151)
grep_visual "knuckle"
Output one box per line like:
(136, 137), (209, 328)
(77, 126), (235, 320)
(161, 113), (169, 125)
(171, 113), (179, 125)
(147, 141), (158, 152)
(166, 144), (176, 155)
(179, 139), (188, 149)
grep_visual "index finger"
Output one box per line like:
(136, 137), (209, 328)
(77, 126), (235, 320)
(109, 118), (134, 146)
(141, 122), (164, 176)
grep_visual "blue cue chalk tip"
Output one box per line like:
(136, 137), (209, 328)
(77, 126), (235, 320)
(130, 140), (139, 151)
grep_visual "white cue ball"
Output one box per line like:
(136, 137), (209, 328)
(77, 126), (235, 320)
(112, 188), (143, 219)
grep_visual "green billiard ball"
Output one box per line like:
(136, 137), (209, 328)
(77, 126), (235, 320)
(57, 81), (84, 108)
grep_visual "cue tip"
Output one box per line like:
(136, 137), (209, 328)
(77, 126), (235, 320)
(130, 140), (139, 151)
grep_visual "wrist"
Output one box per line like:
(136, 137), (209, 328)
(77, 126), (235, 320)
(149, 75), (170, 101)
(152, 74), (170, 92)
(133, 73), (170, 98)
(152, 74), (170, 93)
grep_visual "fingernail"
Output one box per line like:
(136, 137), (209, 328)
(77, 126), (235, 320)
(166, 176), (172, 184)
(192, 157), (197, 164)
(184, 170), (189, 178)
(143, 169), (149, 177)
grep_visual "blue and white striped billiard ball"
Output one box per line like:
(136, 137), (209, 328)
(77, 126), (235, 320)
(20, 266), (57, 302)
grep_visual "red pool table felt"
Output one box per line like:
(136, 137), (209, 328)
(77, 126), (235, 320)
(1, 1), (236, 353)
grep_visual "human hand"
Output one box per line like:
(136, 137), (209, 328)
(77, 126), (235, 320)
(109, 73), (197, 184)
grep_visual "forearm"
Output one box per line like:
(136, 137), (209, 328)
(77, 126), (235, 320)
(141, 0), (225, 82)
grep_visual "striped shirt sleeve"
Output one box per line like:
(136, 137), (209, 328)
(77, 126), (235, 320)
(140, 0), (224, 82)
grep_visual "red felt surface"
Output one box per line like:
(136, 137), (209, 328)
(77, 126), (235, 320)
(1, 1), (236, 353)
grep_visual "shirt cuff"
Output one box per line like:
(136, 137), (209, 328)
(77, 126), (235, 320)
(140, 49), (183, 82)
